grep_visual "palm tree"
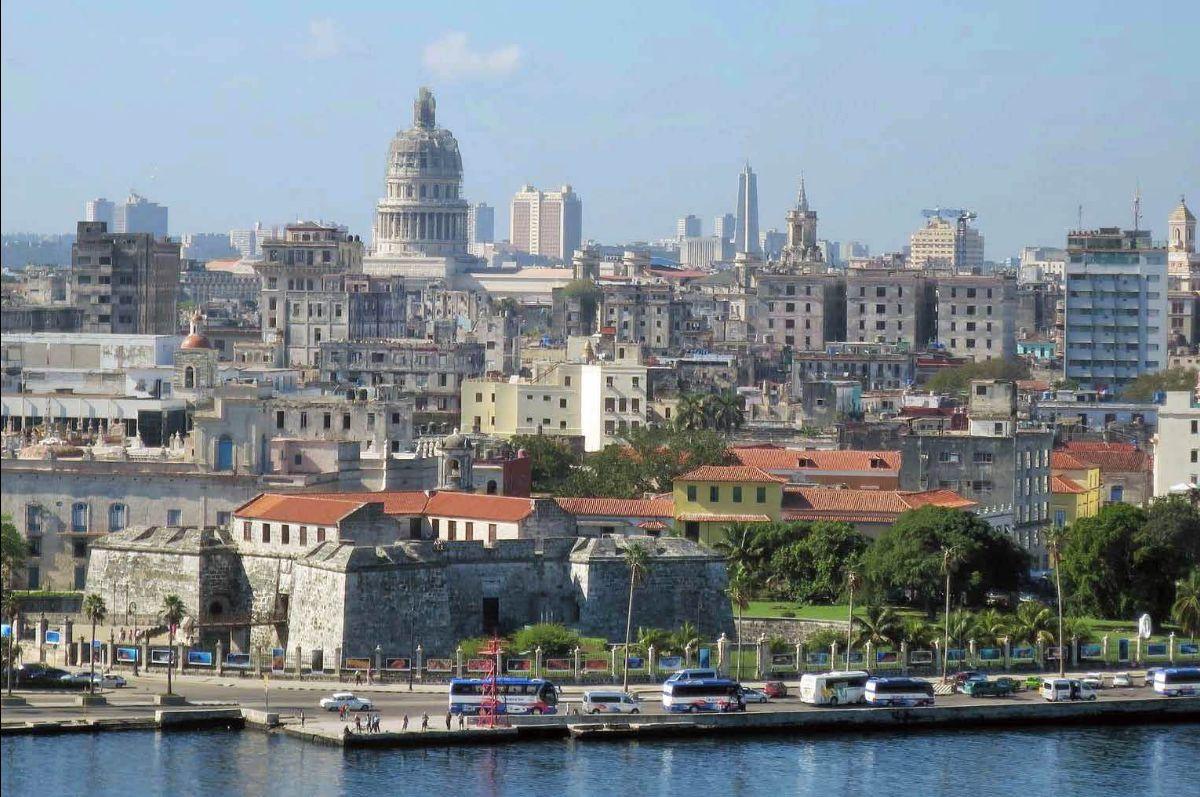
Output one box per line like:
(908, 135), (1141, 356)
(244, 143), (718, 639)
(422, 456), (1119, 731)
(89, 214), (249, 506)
(2, 589), (18, 697)
(1007, 602), (1056, 647)
(726, 566), (752, 680)
(675, 394), (708, 431)
(671, 621), (701, 660)
(855, 605), (904, 649)
(714, 524), (764, 576)
(707, 391), (745, 432)
(621, 543), (650, 691)
(844, 569), (862, 669)
(900, 616), (938, 650)
(636, 626), (673, 655)
(1047, 526), (1068, 677)
(939, 545), (962, 681)
(160, 595), (186, 696)
(972, 609), (1009, 648)
(82, 594), (107, 696)
(1172, 569), (1200, 639)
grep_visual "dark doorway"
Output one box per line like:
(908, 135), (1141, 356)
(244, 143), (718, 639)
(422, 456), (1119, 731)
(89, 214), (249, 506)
(685, 522), (700, 542)
(482, 598), (500, 635)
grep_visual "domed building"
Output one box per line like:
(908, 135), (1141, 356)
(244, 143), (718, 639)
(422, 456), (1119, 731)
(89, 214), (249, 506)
(364, 88), (477, 284)
(173, 311), (217, 397)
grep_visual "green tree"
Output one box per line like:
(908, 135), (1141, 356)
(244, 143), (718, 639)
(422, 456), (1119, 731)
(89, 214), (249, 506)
(899, 616), (938, 649)
(621, 542), (650, 691)
(1, 513), (27, 587)
(509, 435), (579, 493)
(671, 621), (701, 661)
(511, 623), (580, 657)
(635, 626), (673, 655)
(557, 426), (730, 498)
(726, 565), (752, 681)
(82, 594), (107, 696)
(1173, 569), (1200, 639)
(863, 507), (1027, 613)
(1006, 602), (1057, 647)
(705, 391), (745, 432)
(161, 595), (186, 696)
(675, 394), (709, 432)
(2, 589), (18, 696)
(971, 608), (1010, 647)
(1047, 524), (1068, 677)
(1121, 367), (1198, 402)
(926, 359), (1031, 395)
(855, 605), (903, 648)
(1059, 503), (1146, 619)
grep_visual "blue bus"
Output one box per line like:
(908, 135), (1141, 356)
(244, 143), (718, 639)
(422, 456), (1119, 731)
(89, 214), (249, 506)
(448, 677), (560, 715)
(662, 678), (746, 713)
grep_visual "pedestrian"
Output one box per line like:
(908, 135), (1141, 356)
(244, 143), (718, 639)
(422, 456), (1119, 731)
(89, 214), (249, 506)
(421, 712), (429, 731)
(355, 714), (362, 733)
(374, 714), (381, 733)
(402, 714), (409, 731)
(299, 709), (305, 727)
(458, 713), (465, 730)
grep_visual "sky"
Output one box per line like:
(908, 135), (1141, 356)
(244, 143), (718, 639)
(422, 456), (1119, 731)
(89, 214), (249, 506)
(2, 0), (1197, 257)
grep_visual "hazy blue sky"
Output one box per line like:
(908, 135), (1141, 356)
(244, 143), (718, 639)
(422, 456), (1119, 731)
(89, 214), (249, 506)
(2, 0), (1196, 257)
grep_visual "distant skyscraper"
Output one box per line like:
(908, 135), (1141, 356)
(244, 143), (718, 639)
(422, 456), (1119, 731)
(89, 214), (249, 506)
(468, 202), (495, 244)
(85, 198), (114, 228)
(760, 229), (786, 259)
(909, 214), (983, 269)
(733, 164), (760, 255)
(229, 222), (264, 259)
(510, 184), (582, 260)
(676, 214), (701, 240)
(714, 213), (736, 243)
(114, 192), (168, 237)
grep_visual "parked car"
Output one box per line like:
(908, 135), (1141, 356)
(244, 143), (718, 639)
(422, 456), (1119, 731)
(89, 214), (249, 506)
(740, 687), (770, 704)
(1111, 672), (1133, 688)
(1018, 592), (1041, 604)
(319, 692), (374, 712)
(961, 677), (1019, 697)
(951, 671), (988, 691)
(60, 671), (125, 688)
(13, 664), (74, 687)
(762, 680), (789, 699)
(580, 691), (640, 714)
(1081, 673), (1104, 691)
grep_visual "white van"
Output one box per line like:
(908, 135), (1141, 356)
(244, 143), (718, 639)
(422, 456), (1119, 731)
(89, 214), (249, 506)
(1041, 678), (1096, 702)
(799, 671), (870, 706)
(665, 668), (718, 682)
(581, 690), (641, 714)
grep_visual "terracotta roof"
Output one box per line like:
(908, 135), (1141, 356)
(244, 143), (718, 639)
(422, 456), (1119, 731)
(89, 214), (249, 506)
(677, 465), (788, 483)
(554, 497), (675, 518)
(1051, 451), (1091, 470)
(782, 487), (977, 517)
(637, 520), (670, 530)
(1051, 475), (1088, 494)
(1066, 449), (1151, 472)
(1062, 441), (1138, 453)
(676, 513), (773, 523)
(304, 490), (430, 515)
(729, 447), (900, 473)
(424, 492), (535, 523)
(1016, 379), (1052, 391)
(233, 494), (367, 525)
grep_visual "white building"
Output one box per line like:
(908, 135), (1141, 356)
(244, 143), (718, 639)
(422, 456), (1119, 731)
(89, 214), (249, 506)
(1062, 227), (1168, 391)
(1019, 246), (1067, 284)
(84, 198), (114, 228)
(509, 184), (583, 261)
(910, 215), (984, 269)
(1153, 390), (1200, 495)
(114, 192), (168, 237)
(676, 215), (701, 240)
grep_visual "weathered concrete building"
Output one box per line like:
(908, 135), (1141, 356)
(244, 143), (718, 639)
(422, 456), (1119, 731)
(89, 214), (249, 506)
(846, 269), (936, 347)
(70, 221), (180, 335)
(935, 273), (1017, 361)
(752, 271), (846, 351)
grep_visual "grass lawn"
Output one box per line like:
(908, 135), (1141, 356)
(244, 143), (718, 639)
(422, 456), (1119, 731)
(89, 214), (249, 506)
(740, 602), (854, 621)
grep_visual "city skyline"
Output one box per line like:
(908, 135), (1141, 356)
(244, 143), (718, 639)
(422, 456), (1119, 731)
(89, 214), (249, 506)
(2, 1), (1197, 256)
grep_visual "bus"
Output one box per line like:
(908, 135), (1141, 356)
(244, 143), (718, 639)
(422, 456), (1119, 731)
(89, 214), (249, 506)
(662, 678), (746, 713)
(448, 677), (560, 715)
(799, 671), (870, 706)
(1152, 667), (1200, 697)
(864, 677), (935, 707)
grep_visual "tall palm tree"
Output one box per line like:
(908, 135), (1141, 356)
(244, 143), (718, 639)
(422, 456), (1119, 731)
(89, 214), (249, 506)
(1047, 526), (1068, 677)
(1007, 602), (1056, 647)
(855, 605), (904, 649)
(845, 569), (862, 670)
(82, 594), (107, 696)
(708, 391), (745, 432)
(675, 394), (708, 431)
(714, 524), (764, 576)
(2, 589), (18, 697)
(726, 566), (752, 680)
(1172, 569), (1200, 640)
(972, 609), (1009, 648)
(160, 595), (186, 696)
(940, 545), (962, 681)
(621, 543), (650, 691)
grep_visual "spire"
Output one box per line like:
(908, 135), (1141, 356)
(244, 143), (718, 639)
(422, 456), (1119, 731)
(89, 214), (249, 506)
(796, 176), (809, 212)
(413, 87), (436, 129)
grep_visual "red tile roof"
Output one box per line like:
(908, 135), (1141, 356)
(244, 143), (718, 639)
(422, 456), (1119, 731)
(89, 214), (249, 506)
(234, 494), (367, 525)
(303, 490), (430, 515)
(676, 512), (773, 523)
(1059, 444), (1151, 473)
(1051, 475), (1088, 494)
(727, 448), (900, 473)
(1051, 451), (1091, 470)
(677, 465), (788, 483)
(240, 490), (540, 524)
(424, 492), (535, 522)
(554, 497), (675, 518)
(782, 487), (977, 520)
(1062, 441), (1138, 453)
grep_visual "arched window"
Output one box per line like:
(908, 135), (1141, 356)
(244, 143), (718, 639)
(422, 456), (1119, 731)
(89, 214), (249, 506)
(486, 480), (498, 495)
(184, 366), (195, 388)
(108, 503), (127, 532)
(71, 502), (88, 533)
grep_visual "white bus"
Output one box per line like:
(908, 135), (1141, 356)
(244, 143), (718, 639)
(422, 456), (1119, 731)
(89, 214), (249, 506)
(448, 677), (560, 715)
(662, 678), (745, 713)
(1152, 667), (1200, 697)
(799, 671), (870, 706)
(864, 677), (935, 707)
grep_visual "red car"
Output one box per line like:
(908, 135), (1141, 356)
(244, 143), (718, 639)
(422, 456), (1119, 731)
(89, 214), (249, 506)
(763, 680), (789, 698)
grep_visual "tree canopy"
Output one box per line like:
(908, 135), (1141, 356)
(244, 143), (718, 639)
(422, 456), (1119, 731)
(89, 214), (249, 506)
(509, 435), (580, 493)
(556, 426), (731, 498)
(926, 359), (1030, 395)
(674, 391), (746, 432)
(1, 514), (27, 587)
(714, 520), (869, 604)
(1121, 367), (1198, 402)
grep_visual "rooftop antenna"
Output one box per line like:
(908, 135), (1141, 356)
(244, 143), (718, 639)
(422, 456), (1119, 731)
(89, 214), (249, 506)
(1077, 204), (1083, 231)
(1133, 182), (1142, 233)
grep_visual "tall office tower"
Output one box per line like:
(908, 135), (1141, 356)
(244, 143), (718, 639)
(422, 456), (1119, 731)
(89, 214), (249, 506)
(467, 202), (495, 244)
(714, 213), (736, 243)
(180, 233), (236, 261)
(114, 192), (169, 237)
(509, 184), (583, 260)
(229, 223), (263, 259)
(733, 163), (760, 254)
(676, 214), (701, 240)
(842, 241), (870, 259)
(760, 229), (787, 260)
(85, 198), (114, 228)
(1062, 226), (1168, 391)
(909, 214), (984, 269)
(1168, 196), (1197, 275)
(70, 221), (180, 334)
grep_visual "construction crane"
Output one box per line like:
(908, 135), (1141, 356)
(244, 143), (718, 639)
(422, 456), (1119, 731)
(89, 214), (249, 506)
(921, 208), (978, 268)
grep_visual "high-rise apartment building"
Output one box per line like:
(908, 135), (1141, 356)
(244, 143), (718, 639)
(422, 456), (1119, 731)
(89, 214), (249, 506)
(229, 223), (266, 260)
(733, 164), (760, 255)
(935, 274), (1017, 362)
(1062, 226), (1168, 391)
(846, 269), (936, 347)
(85, 198), (114, 228)
(714, 213), (736, 243)
(114, 192), (168, 237)
(910, 215), (983, 269)
(676, 214), (701, 240)
(509, 184), (582, 260)
(467, 202), (495, 244)
(70, 221), (180, 334)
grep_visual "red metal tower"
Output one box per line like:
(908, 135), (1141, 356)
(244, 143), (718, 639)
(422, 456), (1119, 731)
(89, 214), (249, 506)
(475, 636), (506, 728)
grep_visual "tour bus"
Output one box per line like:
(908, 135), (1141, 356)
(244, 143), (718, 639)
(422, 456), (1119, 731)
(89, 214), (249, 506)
(662, 678), (746, 713)
(864, 677), (935, 707)
(664, 668), (719, 682)
(448, 677), (560, 715)
(799, 671), (871, 706)
(1152, 667), (1200, 697)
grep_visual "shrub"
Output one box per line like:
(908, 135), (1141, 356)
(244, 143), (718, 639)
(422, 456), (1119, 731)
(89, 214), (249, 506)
(511, 623), (581, 657)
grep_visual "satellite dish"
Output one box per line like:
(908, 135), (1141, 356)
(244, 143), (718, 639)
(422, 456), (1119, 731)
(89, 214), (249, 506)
(1137, 614), (1153, 640)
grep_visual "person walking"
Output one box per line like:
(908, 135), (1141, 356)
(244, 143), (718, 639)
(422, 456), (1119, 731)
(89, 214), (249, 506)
(458, 713), (465, 730)
(421, 713), (429, 731)
(354, 714), (362, 733)
(299, 709), (305, 727)
(445, 711), (452, 730)
(402, 714), (409, 731)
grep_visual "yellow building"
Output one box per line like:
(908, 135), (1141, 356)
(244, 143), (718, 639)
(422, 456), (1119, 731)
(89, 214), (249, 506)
(672, 465), (785, 545)
(1050, 451), (1102, 527)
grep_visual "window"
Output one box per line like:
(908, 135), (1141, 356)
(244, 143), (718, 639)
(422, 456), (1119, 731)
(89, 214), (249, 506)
(281, 524), (291, 544)
(317, 527), (326, 543)
(217, 511), (231, 527)
(108, 503), (127, 532)
(686, 485), (697, 501)
(488, 523), (498, 543)
(167, 509), (182, 526)
(243, 521), (252, 542)
(71, 502), (88, 532)
(732, 486), (743, 503)
(465, 522), (475, 541)
(262, 523), (271, 543)
(275, 412), (286, 429)
(709, 485), (720, 502)
(756, 487), (767, 503)
(26, 566), (40, 590)
(448, 520), (457, 541)
(73, 540), (89, 558)
(938, 451), (962, 464)
(25, 505), (42, 535)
